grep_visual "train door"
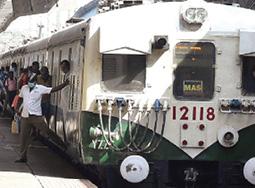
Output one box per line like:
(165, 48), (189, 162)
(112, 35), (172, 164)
(77, 36), (86, 157)
(67, 42), (84, 151)
(48, 50), (57, 132)
(56, 47), (72, 143)
(55, 41), (85, 158)
(48, 48), (63, 137)
(55, 49), (66, 141)
(57, 43), (82, 145)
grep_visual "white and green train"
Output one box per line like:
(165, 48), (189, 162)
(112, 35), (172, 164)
(1, 0), (255, 187)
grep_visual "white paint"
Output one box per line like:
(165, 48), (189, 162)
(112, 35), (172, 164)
(83, 1), (255, 158)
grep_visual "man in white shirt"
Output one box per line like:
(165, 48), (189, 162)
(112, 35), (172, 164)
(15, 74), (69, 163)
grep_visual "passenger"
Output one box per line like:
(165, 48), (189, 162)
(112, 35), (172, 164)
(0, 67), (6, 96)
(0, 67), (5, 82)
(31, 61), (41, 75)
(0, 67), (7, 115)
(59, 60), (71, 143)
(5, 71), (17, 116)
(5, 66), (10, 73)
(14, 74), (69, 163)
(0, 79), (6, 116)
(60, 59), (70, 81)
(3, 66), (9, 82)
(0, 99), (3, 115)
(19, 67), (24, 79)
(37, 66), (52, 123)
(10, 62), (18, 79)
(20, 67), (24, 73)
(28, 65), (39, 137)
(28, 66), (33, 77)
(17, 68), (29, 89)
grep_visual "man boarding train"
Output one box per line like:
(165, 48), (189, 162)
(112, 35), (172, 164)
(14, 65), (69, 163)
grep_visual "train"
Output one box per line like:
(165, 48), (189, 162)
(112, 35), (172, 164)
(1, 0), (255, 187)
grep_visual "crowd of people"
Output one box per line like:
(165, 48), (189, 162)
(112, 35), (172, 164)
(0, 61), (52, 118)
(0, 60), (71, 163)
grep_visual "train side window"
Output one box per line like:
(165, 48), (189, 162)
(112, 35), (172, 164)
(173, 42), (215, 100)
(241, 56), (255, 95)
(102, 54), (146, 92)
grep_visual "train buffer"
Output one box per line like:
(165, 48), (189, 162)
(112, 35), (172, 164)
(0, 118), (97, 188)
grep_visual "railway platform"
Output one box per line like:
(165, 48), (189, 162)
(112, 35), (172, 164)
(0, 117), (97, 188)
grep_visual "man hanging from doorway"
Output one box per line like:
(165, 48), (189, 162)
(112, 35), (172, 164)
(14, 73), (69, 163)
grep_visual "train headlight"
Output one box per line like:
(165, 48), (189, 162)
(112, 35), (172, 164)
(120, 155), (149, 183)
(184, 8), (196, 23)
(243, 158), (255, 185)
(196, 8), (208, 22)
(182, 8), (208, 24)
(217, 126), (239, 148)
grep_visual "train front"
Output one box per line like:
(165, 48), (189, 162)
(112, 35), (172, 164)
(81, 0), (255, 187)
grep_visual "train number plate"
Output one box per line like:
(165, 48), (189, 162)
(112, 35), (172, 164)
(171, 106), (215, 121)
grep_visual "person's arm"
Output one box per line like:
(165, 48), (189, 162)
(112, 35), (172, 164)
(15, 97), (23, 115)
(50, 79), (69, 93)
(15, 86), (25, 114)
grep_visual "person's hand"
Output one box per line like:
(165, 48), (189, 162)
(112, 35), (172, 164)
(15, 109), (21, 116)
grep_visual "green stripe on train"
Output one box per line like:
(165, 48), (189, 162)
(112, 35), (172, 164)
(80, 111), (255, 164)
(195, 125), (255, 161)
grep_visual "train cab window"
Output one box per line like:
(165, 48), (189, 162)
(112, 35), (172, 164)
(242, 56), (255, 95)
(173, 42), (215, 100)
(102, 54), (146, 92)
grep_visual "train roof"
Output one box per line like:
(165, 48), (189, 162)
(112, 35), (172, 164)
(94, 1), (255, 33)
(48, 21), (88, 48)
(2, 0), (255, 59)
(1, 50), (13, 58)
(12, 46), (26, 55)
(26, 37), (49, 53)
(88, 0), (255, 56)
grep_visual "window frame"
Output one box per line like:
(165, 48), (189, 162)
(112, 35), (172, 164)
(241, 56), (255, 95)
(101, 54), (146, 93)
(173, 41), (216, 101)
